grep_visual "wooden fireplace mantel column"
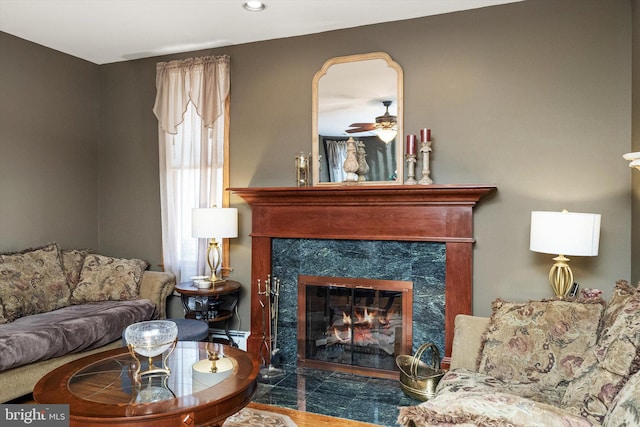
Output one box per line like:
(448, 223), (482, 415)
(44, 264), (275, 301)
(231, 184), (496, 363)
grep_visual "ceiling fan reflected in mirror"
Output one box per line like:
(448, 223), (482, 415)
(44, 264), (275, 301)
(346, 100), (397, 143)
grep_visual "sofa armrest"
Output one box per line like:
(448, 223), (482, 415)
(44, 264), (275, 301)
(449, 314), (490, 371)
(138, 271), (176, 319)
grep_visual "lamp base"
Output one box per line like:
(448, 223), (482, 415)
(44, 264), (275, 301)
(549, 254), (573, 299)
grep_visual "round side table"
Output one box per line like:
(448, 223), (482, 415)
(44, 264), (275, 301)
(174, 280), (241, 346)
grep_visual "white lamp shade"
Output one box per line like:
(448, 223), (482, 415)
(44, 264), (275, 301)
(530, 211), (600, 256)
(192, 208), (238, 239)
(623, 152), (640, 170)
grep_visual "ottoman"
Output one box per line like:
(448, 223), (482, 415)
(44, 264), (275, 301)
(122, 318), (209, 345)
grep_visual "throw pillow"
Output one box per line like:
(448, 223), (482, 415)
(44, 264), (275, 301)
(602, 366), (640, 426)
(0, 242), (70, 323)
(61, 248), (92, 292)
(600, 279), (637, 333)
(561, 351), (629, 424)
(71, 254), (149, 304)
(562, 281), (640, 424)
(597, 281), (640, 376)
(478, 298), (603, 392)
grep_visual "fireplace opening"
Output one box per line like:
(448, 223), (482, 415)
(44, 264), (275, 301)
(297, 275), (413, 379)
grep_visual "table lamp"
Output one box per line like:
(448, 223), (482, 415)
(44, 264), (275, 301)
(529, 210), (601, 298)
(623, 152), (640, 171)
(192, 207), (238, 285)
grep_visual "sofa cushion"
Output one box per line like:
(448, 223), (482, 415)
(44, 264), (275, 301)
(603, 368), (640, 426)
(71, 254), (149, 304)
(449, 315), (490, 371)
(561, 282), (640, 424)
(561, 352), (629, 424)
(0, 299), (156, 372)
(436, 368), (566, 407)
(600, 280), (637, 333)
(397, 389), (596, 427)
(61, 248), (92, 291)
(478, 298), (603, 393)
(596, 281), (640, 376)
(0, 243), (71, 324)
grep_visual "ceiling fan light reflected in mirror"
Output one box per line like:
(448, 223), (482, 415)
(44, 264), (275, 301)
(346, 100), (397, 144)
(376, 128), (397, 144)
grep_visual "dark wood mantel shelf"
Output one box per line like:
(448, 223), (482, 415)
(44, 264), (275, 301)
(231, 184), (496, 363)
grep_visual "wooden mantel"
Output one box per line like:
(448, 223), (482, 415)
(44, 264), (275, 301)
(231, 184), (496, 363)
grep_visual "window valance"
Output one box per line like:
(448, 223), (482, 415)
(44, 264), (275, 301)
(153, 55), (230, 135)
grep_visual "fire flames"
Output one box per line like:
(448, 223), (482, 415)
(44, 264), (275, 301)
(333, 308), (393, 345)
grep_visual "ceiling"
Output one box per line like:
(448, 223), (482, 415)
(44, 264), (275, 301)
(0, 0), (523, 65)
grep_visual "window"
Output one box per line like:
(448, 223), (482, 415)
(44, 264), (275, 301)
(153, 55), (230, 283)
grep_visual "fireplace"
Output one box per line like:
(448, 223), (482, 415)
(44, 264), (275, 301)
(298, 275), (413, 378)
(232, 184), (496, 368)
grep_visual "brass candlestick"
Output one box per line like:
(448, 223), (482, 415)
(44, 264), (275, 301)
(295, 152), (311, 187)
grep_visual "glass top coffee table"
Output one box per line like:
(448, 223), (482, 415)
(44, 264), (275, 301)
(34, 342), (259, 427)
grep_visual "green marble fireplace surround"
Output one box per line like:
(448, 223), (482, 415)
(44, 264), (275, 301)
(272, 238), (446, 375)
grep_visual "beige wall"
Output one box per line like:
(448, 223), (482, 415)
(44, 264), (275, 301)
(0, 32), (100, 251)
(98, 0), (633, 323)
(632, 0), (639, 284)
(1, 0), (635, 327)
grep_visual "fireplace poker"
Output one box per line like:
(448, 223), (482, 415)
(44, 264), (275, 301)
(270, 277), (281, 366)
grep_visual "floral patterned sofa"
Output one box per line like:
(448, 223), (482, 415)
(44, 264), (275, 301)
(398, 280), (640, 427)
(0, 243), (176, 402)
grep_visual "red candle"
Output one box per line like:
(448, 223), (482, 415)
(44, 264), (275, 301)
(406, 134), (416, 155)
(420, 128), (427, 142)
(420, 128), (432, 142)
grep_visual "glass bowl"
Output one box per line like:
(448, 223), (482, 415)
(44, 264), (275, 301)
(125, 320), (178, 358)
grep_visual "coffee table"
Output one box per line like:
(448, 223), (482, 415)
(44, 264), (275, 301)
(34, 342), (259, 427)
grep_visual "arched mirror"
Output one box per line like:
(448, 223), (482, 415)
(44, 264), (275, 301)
(312, 52), (404, 185)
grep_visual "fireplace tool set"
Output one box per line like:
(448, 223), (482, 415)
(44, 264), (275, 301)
(257, 275), (285, 379)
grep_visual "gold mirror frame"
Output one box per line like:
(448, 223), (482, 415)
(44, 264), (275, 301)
(312, 52), (404, 186)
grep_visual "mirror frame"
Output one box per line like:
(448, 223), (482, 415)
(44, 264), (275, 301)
(312, 52), (404, 186)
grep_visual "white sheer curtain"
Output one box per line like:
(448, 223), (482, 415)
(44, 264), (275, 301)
(153, 55), (230, 283)
(325, 139), (348, 182)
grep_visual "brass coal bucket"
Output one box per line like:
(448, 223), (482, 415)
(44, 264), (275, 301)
(396, 342), (446, 401)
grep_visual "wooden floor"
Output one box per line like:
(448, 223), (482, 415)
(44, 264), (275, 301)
(247, 402), (382, 427)
(13, 396), (382, 427)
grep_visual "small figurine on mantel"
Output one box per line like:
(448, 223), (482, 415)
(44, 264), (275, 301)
(356, 141), (369, 181)
(342, 137), (359, 182)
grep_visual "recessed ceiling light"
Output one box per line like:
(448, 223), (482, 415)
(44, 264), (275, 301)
(243, 1), (266, 12)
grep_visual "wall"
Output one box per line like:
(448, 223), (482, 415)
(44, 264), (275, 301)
(0, 0), (634, 329)
(632, 0), (639, 284)
(0, 32), (100, 252)
(99, 0), (631, 324)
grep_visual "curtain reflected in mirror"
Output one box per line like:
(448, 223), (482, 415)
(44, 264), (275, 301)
(320, 137), (397, 183)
